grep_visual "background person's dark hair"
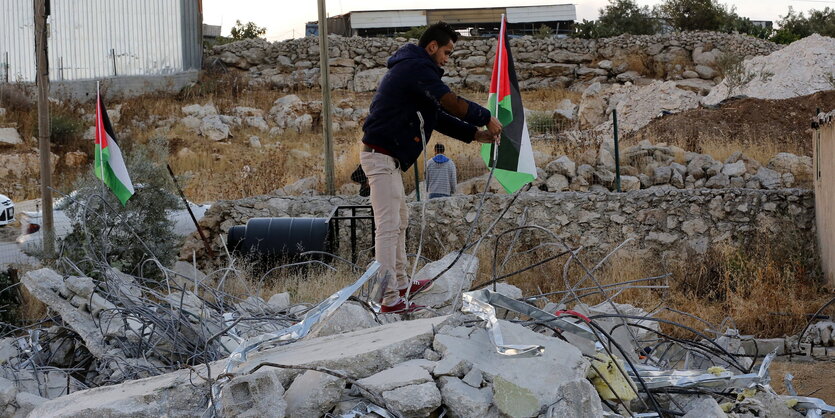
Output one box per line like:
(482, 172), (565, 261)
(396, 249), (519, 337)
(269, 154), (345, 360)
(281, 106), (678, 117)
(419, 22), (459, 48)
(434, 143), (445, 153)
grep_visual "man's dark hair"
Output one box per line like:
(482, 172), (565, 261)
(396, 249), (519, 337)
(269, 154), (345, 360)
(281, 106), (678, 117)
(434, 143), (445, 153)
(419, 22), (459, 48)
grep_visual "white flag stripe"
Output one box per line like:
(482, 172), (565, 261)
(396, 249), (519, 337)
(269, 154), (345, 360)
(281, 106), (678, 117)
(518, 117), (538, 177)
(105, 132), (135, 194)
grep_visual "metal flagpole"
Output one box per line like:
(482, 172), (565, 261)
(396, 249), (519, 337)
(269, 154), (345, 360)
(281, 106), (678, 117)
(492, 14), (505, 164)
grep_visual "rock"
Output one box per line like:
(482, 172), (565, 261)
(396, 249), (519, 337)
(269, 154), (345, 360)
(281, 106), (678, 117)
(13, 392), (47, 418)
(172, 261), (207, 289)
(411, 252), (479, 313)
(284, 371), (343, 418)
(433, 320), (595, 416)
(553, 99), (578, 123)
(180, 116), (201, 131)
(705, 173), (730, 188)
(357, 364), (433, 395)
(675, 78), (715, 95)
(577, 164), (594, 182)
(0, 377), (16, 408)
(65, 276), (95, 298)
(0, 128), (23, 145)
(64, 151), (87, 167)
(754, 167), (782, 190)
(462, 367), (484, 388)
(433, 355), (472, 378)
(653, 166), (673, 185)
(199, 115), (230, 141)
(244, 116), (269, 132)
(220, 368), (287, 418)
(682, 70), (699, 79)
(459, 55), (487, 68)
(545, 156), (576, 177)
(354, 68), (387, 92)
(722, 161), (746, 177)
(694, 64), (717, 79)
(594, 168), (616, 189)
(438, 376), (492, 418)
(248, 136), (262, 148)
(538, 379), (604, 418)
(620, 175), (641, 191)
(267, 292), (290, 312)
(382, 382), (441, 418)
(545, 174), (569, 192)
(768, 152), (812, 180)
(306, 302), (378, 338)
(182, 103), (218, 118)
(277, 176), (320, 196)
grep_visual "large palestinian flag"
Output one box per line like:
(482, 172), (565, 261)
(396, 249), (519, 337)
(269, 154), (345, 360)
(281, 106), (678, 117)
(481, 15), (537, 193)
(94, 90), (134, 206)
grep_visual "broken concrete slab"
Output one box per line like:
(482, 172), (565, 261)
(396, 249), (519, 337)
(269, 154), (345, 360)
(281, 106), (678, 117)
(219, 368), (286, 418)
(680, 396), (726, 418)
(438, 376), (493, 418)
(432, 355), (472, 378)
(267, 292), (291, 312)
(462, 367), (484, 388)
(284, 370), (343, 418)
(433, 320), (596, 417)
(356, 364), (432, 394)
(539, 379), (604, 418)
(31, 316), (448, 417)
(22, 269), (109, 358)
(13, 391), (47, 418)
(393, 359), (436, 374)
(411, 252), (479, 313)
(382, 381), (441, 417)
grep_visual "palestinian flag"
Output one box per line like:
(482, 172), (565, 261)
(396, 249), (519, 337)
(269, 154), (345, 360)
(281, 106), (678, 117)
(94, 90), (134, 205)
(481, 15), (537, 193)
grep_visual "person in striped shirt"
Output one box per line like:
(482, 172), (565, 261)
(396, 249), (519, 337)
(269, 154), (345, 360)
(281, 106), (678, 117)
(425, 143), (457, 199)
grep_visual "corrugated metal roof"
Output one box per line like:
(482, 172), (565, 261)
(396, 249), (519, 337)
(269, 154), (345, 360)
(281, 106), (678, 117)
(507, 5), (576, 23)
(1, 0), (201, 83)
(350, 10), (427, 29)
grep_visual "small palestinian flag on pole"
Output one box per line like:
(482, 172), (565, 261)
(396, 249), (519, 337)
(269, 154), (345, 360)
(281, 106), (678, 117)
(481, 14), (537, 193)
(94, 83), (134, 205)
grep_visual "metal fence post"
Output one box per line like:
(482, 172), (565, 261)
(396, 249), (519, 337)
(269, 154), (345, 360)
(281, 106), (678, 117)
(613, 109), (622, 193)
(3, 52), (8, 83)
(111, 49), (117, 76)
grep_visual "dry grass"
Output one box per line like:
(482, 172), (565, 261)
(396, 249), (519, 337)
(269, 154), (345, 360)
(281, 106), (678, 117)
(462, 229), (830, 340)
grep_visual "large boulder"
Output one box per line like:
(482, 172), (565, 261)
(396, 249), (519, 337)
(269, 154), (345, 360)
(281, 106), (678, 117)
(0, 128), (23, 146)
(199, 115), (231, 141)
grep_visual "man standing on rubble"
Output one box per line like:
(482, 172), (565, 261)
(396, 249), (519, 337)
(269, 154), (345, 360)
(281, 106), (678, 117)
(361, 22), (501, 313)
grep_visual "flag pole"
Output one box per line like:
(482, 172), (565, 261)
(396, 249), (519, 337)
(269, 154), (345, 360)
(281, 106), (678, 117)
(492, 14), (505, 164)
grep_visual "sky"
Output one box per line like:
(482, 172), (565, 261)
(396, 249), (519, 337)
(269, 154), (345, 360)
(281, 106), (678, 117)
(202, 0), (833, 42)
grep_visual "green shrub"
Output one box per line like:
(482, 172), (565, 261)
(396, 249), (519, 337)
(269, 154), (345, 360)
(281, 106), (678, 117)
(527, 111), (555, 135)
(50, 112), (84, 145)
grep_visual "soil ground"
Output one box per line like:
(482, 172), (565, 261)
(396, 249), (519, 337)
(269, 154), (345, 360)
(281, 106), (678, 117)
(627, 90), (835, 155)
(770, 359), (835, 405)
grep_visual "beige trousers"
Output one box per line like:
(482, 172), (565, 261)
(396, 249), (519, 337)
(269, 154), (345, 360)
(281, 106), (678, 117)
(360, 151), (409, 305)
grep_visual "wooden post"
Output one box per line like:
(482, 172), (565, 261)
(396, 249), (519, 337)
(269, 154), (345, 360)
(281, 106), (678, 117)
(317, 0), (335, 195)
(34, 0), (54, 258)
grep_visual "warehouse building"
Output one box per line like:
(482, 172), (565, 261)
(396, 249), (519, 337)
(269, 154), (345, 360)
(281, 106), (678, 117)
(307, 4), (577, 38)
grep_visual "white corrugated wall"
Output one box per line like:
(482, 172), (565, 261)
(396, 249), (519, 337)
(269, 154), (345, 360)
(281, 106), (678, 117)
(1, 0), (200, 83)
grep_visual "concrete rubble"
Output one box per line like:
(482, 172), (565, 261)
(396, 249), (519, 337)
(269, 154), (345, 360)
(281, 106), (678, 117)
(2, 247), (832, 418)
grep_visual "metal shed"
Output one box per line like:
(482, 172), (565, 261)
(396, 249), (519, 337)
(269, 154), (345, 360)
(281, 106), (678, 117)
(1, 0), (202, 83)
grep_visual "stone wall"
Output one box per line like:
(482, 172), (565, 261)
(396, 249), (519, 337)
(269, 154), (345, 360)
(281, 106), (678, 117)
(183, 188), (815, 268)
(207, 32), (781, 92)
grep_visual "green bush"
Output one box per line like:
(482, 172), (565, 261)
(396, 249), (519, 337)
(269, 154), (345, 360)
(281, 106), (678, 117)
(527, 111), (556, 135)
(61, 139), (181, 278)
(230, 20), (266, 40)
(573, 0), (658, 39)
(399, 25), (427, 40)
(770, 7), (835, 44)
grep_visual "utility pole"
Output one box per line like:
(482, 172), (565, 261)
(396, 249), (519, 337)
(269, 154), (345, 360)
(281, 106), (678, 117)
(34, 0), (54, 258)
(317, 0), (335, 195)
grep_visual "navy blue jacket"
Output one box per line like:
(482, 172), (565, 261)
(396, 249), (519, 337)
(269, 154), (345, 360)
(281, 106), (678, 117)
(362, 43), (492, 171)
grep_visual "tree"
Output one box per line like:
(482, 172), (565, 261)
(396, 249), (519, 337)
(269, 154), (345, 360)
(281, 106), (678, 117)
(573, 0), (658, 39)
(230, 20), (266, 40)
(596, 0), (659, 36)
(62, 139), (181, 277)
(656, 0), (730, 31)
(770, 7), (835, 44)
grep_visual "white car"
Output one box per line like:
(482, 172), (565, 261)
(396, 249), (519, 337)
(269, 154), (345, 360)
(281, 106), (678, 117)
(16, 194), (210, 256)
(0, 195), (14, 227)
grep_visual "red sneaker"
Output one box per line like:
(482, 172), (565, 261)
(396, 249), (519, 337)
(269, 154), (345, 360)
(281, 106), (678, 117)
(380, 298), (425, 313)
(399, 279), (434, 297)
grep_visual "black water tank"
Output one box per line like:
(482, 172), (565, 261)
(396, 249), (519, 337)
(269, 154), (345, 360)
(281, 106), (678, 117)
(232, 217), (330, 261)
